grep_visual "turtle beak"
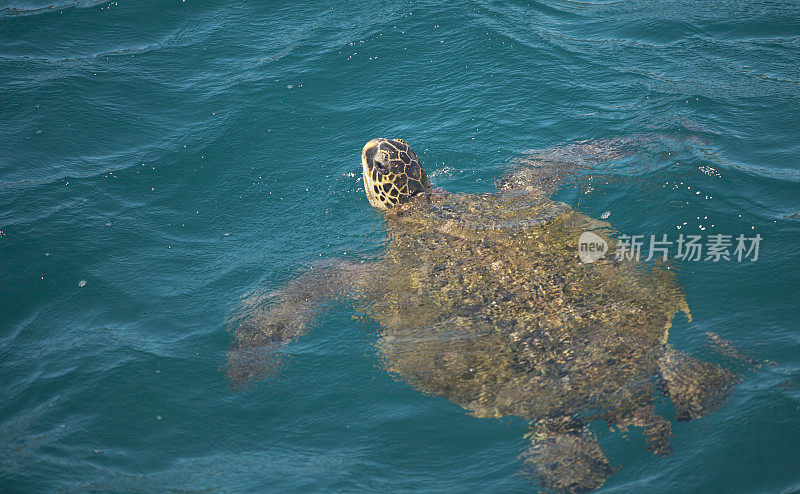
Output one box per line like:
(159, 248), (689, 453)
(363, 138), (381, 152)
(362, 139), (378, 171)
(362, 138), (388, 173)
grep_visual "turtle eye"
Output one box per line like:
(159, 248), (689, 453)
(375, 157), (390, 173)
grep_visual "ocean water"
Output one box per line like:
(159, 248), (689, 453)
(1, 0), (799, 492)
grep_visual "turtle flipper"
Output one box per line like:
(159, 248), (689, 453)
(224, 321), (288, 387)
(658, 348), (739, 421)
(224, 259), (374, 387)
(705, 332), (762, 370)
(521, 416), (612, 493)
(495, 138), (636, 198)
(611, 403), (673, 456)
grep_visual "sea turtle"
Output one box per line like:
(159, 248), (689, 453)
(226, 138), (738, 492)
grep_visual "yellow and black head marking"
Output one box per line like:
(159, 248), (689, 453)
(361, 138), (431, 210)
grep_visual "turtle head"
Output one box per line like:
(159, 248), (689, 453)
(361, 138), (431, 210)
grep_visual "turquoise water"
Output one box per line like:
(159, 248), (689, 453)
(2, 1), (800, 492)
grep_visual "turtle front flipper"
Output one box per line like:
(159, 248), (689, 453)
(495, 137), (636, 198)
(521, 416), (612, 493)
(658, 348), (739, 421)
(224, 259), (375, 387)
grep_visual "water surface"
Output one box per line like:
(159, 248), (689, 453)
(1, 1), (799, 492)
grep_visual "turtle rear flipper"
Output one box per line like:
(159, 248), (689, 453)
(609, 403), (673, 456)
(521, 417), (612, 493)
(658, 349), (739, 421)
(705, 332), (762, 370)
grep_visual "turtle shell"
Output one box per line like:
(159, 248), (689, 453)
(360, 192), (688, 420)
